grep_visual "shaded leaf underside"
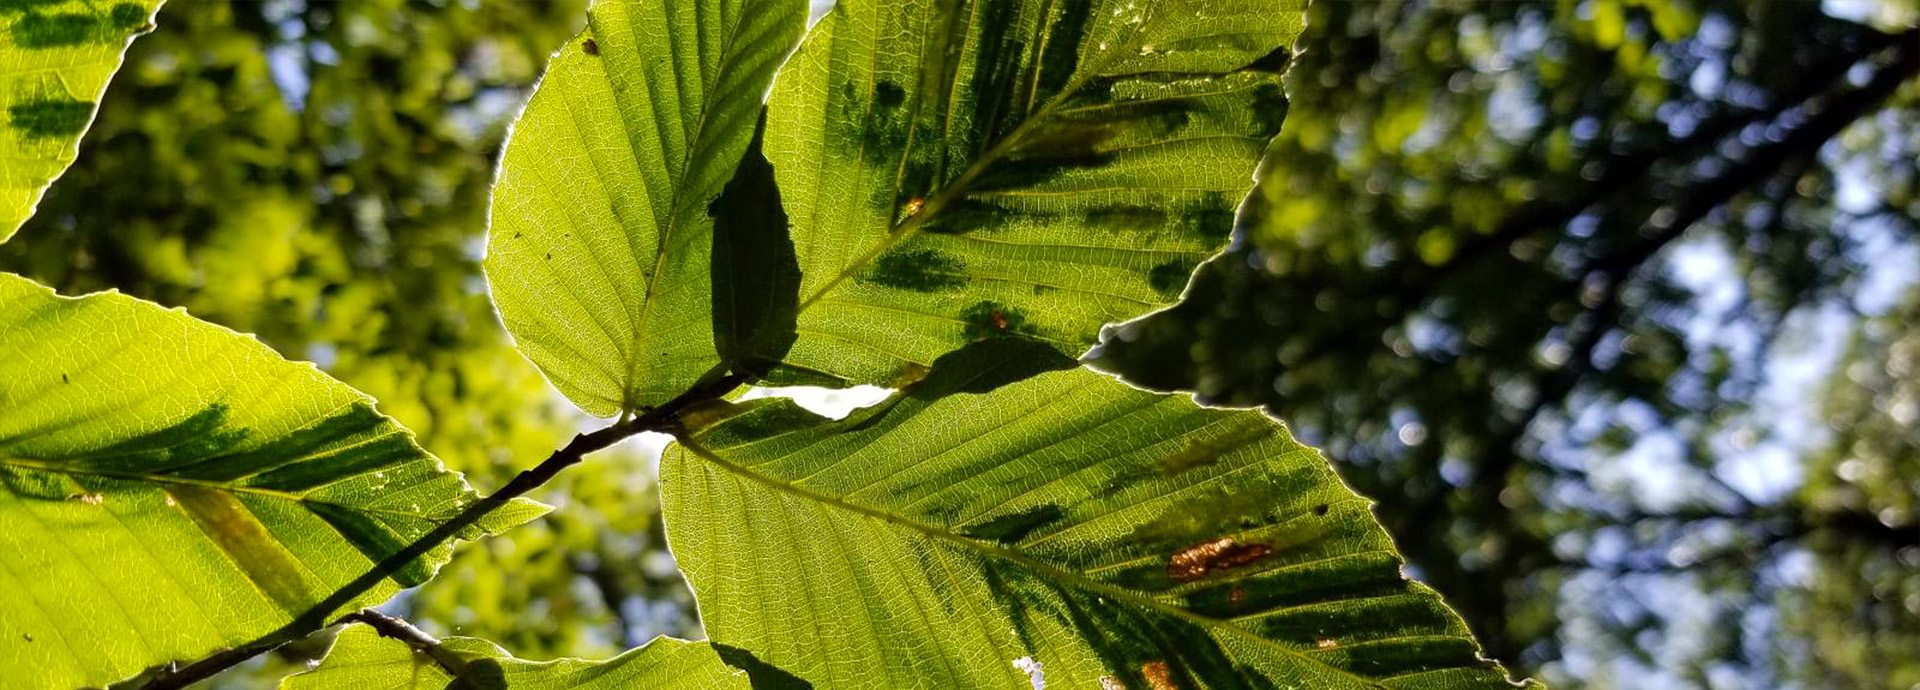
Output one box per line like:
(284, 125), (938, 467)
(485, 0), (806, 416)
(663, 352), (1529, 689)
(765, 0), (1304, 389)
(711, 121), (803, 379)
(0, 0), (161, 242)
(0, 275), (542, 690)
(280, 626), (748, 690)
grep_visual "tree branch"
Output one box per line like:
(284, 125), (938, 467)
(334, 609), (467, 676)
(1587, 29), (1920, 282)
(136, 369), (748, 690)
(1419, 25), (1911, 291)
(1467, 26), (1920, 500)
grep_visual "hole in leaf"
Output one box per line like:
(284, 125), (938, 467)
(737, 385), (892, 421)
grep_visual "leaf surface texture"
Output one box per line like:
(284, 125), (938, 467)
(765, 0), (1304, 387)
(486, 0), (807, 415)
(0, 0), (161, 241)
(0, 275), (543, 690)
(663, 356), (1528, 689)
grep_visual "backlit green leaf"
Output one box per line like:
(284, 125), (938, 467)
(663, 351), (1532, 689)
(763, 0), (1304, 388)
(0, 0), (160, 242)
(0, 274), (545, 690)
(485, 0), (806, 416)
(280, 625), (750, 690)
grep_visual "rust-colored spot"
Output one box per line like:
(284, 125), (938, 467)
(961, 301), (1031, 341)
(890, 360), (930, 387)
(902, 196), (925, 216)
(1167, 537), (1275, 582)
(582, 38), (600, 55)
(1316, 638), (1338, 650)
(1229, 586), (1246, 605)
(1099, 676), (1126, 690)
(1142, 661), (1176, 690)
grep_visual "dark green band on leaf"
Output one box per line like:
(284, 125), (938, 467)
(8, 98), (92, 139)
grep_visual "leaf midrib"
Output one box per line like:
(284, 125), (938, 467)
(0, 457), (457, 521)
(673, 436), (1390, 689)
(622, 2), (760, 407)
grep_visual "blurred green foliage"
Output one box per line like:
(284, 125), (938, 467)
(1795, 291), (1920, 690)
(0, 0), (696, 684)
(1095, 0), (1920, 687)
(7, 0), (1918, 688)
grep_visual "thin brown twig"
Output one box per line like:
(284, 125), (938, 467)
(135, 369), (748, 690)
(334, 609), (467, 676)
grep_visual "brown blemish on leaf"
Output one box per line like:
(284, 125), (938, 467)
(1159, 440), (1220, 475)
(1160, 424), (1270, 474)
(889, 360), (930, 388)
(68, 492), (104, 505)
(961, 300), (1035, 341)
(902, 196), (924, 216)
(677, 399), (746, 432)
(581, 38), (599, 56)
(1313, 503), (1329, 516)
(170, 485), (319, 614)
(1316, 638), (1338, 650)
(1142, 661), (1176, 690)
(1099, 676), (1126, 690)
(1229, 586), (1246, 605)
(1167, 537), (1275, 582)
